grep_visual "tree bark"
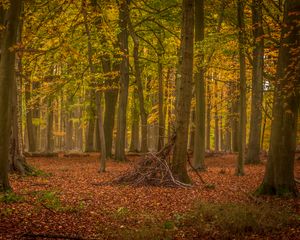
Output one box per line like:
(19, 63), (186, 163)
(193, 0), (206, 170)
(115, 0), (130, 161)
(257, 0), (300, 196)
(246, 0), (264, 164)
(129, 89), (140, 152)
(172, 0), (194, 184)
(0, 0), (22, 191)
(157, 58), (165, 151)
(236, 0), (247, 176)
(103, 59), (118, 158)
(206, 79), (211, 151)
(128, 16), (148, 153)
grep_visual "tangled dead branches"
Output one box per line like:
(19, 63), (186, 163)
(113, 136), (191, 188)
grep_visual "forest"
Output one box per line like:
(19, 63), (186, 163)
(0, 0), (299, 239)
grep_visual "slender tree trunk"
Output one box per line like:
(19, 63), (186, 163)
(236, 0), (247, 176)
(45, 99), (54, 152)
(193, 0), (206, 170)
(206, 79), (211, 151)
(129, 89), (140, 152)
(83, 4), (106, 168)
(231, 81), (239, 152)
(115, 0), (130, 161)
(246, 0), (264, 164)
(128, 17), (148, 152)
(172, 0), (194, 184)
(0, 0), (22, 191)
(157, 58), (165, 151)
(214, 80), (220, 151)
(25, 81), (36, 152)
(257, 0), (299, 196)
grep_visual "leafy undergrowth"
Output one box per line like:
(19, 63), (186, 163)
(0, 153), (299, 239)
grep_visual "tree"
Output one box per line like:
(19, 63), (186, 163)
(128, 13), (148, 153)
(193, 0), (206, 170)
(0, 0), (22, 191)
(236, 0), (247, 176)
(172, 0), (194, 184)
(115, 0), (130, 161)
(257, 0), (300, 196)
(246, 0), (264, 164)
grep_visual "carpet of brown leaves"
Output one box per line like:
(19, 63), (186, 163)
(0, 154), (299, 239)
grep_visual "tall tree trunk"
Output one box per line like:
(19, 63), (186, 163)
(157, 57), (165, 151)
(193, 0), (206, 170)
(128, 16), (148, 152)
(115, 0), (130, 161)
(214, 80), (220, 151)
(257, 0), (299, 196)
(25, 81), (36, 152)
(236, 0), (247, 176)
(45, 99), (54, 152)
(129, 89), (140, 152)
(0, 0), (22, 191)
(172, 0), (194, 184)
(206, 79), (211, 151)
(83, 4), (106, 168)
(231, 81), (239, 152)
(85, 91), (96, 152)
(103, 58), (118, 158)
(246, 0), (264, 164)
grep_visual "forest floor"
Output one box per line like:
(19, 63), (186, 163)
(0, 153), (300, 240)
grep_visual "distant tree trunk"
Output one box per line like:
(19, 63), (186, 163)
(225, 85), (232, 152)
(128, 17), (148, 152)
(193, 0), (206, 170)
(96, 92), (106, 172)
(172, 0), (194, 184)
(0, 0), (22, 191)
(189, 110), (195, 151)
(246, 0), (264, 164)
(45, 98), (54, 152)
(65, 98), (73, 151)
(236, 0), (247, 176)
(206, 79), (211, 151)
(115, 0), (130, 161)
(257, 0), (299, 196)
(25, 81), (36, 152)
(231, 81), (239, 152)
(157, 58), (165, 151)
(103, 58), (118, 158)
(85, 91), (96, 152)
(129, 89), (140, 152)
(214, 80), (219, 152)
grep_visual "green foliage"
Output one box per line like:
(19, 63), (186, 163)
(0, 192), (24, 204)
(35, 191), (85, 213)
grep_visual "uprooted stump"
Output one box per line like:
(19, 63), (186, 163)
(113, 136), (192, 188)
